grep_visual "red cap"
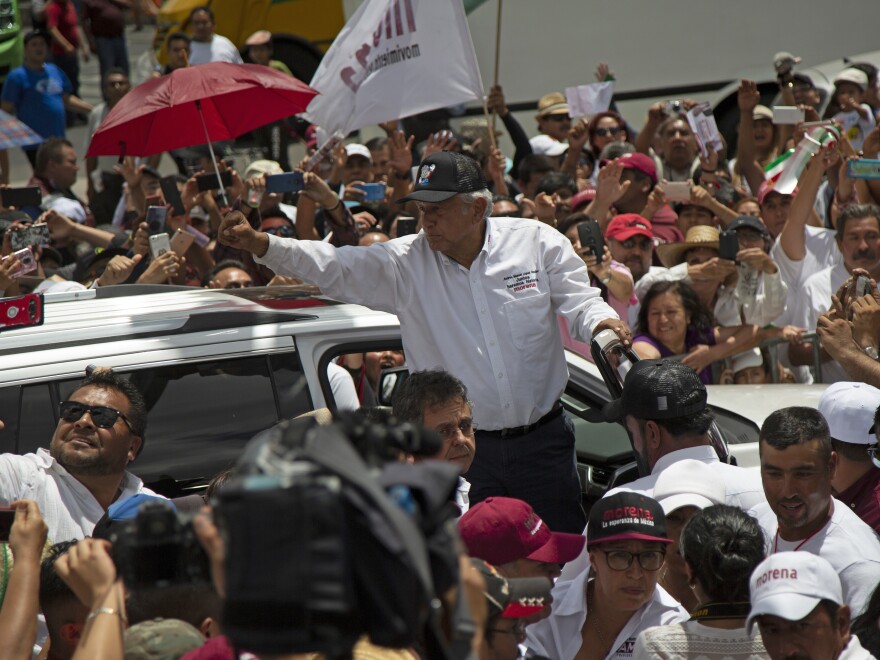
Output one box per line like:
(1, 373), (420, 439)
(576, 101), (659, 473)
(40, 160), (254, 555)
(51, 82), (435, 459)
(617, 152), (657, 183)
(570, 187), (596, 212)
(606, 214), (653, 241)
(458, 497), (585, 565)
(757, 180), (797, 205)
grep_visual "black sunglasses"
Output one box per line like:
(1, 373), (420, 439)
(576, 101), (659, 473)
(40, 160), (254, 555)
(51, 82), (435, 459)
(59, 401), (135, 432)
(262, 224), (296, 238)
(594, 126), (622, 137)
(545, 114), (570, 122)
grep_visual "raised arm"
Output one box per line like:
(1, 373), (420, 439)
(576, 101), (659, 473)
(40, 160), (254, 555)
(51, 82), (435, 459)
(735, 80), (767, 194)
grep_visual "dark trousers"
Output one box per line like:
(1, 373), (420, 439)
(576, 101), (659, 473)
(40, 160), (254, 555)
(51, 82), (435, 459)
(95, 35), (129, 83)
(53, 53), (80, 97)
(469, 412), (586, 534)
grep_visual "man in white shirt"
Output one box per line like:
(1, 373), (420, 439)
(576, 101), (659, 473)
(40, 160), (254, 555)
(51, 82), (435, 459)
(217, 151), (629, 533)
(789, 204), (880, 383)
(747, 552), (877, 659)
(186, 6), (243, 66)
(751, 406), (880, 616)
(392, 369), (476, 515)
(0, 369), (159, 544)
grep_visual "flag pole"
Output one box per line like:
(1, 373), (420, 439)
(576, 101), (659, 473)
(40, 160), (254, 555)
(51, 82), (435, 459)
(489, 0), (502, 144)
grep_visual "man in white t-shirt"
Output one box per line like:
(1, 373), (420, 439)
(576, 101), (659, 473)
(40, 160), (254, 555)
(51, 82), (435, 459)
(186, 6), (243, 66)
(0, 369), (159, 544)
(747, 552), (876, 660)
(751, 406), (880, 616)
(789, 204), (880, 383)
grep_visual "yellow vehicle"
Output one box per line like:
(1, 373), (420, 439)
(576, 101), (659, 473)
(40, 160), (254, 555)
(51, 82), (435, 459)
(153, 0), (347, 82)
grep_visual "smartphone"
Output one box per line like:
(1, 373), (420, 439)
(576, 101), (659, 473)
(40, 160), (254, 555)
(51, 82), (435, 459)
(196, 170), (233, 192)
(265, 171), (305, 194)
(800, 120), (834, 130)
(664, 181), (691, 202)
(183, 224), (210, 248)
(772, 106), (805, 125)
(855, 275), (872, 299)
(0, 293), (44, 333)
(170, 229), (195, 256)
(847, 159), (880, 180)
(1, 186), (41, 209)
(577, 219), (605, 259)
(397, 216), (417, 236)
(305, 130), (344, 172)
(160, 176), (186, 216)
(149, 232), (172, 259)
(2, 247), (38, 277)
(8, 223), (50, 251)
(719, 229), (739, 261)
(0, 508), (14, 542)
(146, 206), (167, 235)
(355, 182), (387, 202)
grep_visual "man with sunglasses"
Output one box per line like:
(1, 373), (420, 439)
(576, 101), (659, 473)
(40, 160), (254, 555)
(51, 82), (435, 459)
(529, 92), (571, 157)
(0, 368), (158, 543)
(819, 382), (880, 534)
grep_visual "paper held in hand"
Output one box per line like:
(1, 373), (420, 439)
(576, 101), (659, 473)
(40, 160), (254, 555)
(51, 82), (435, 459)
(564, 82), (614, 118)
(686, 102), (724, 158)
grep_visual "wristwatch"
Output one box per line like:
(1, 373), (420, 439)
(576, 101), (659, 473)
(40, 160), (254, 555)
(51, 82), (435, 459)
(865, 346), (880, 360)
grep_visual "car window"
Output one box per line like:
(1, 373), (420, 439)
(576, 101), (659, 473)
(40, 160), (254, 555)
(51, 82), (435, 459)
(52, 353), (311, 496)
(2, 384), (57, 456)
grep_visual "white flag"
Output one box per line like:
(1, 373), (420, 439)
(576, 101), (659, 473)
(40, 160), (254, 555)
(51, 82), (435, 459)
(304, 0), (484, 136)
(564, 82), (614, 118)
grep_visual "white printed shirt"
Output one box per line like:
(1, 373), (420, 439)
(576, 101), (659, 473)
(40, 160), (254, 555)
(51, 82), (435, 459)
(255, 217), (618, 430)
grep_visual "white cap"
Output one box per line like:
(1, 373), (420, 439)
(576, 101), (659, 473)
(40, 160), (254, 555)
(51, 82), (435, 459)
(818, 381), (880, 445)
(529, 134), (569, 157)
(653, 459), (726, 514)
(834, 68), (869, 91)
(345, 143), (373, 163)
(732, 348), (764, 374)
(747, 552), (842, 635)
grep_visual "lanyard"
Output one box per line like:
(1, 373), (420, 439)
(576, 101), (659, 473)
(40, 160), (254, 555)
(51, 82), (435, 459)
(773, 519), (827, 553)
(689, 602), (752, 621)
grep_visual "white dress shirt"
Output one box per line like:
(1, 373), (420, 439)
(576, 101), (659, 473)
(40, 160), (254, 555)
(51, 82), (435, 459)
(0, 448), (158, 543)
(255, 217), (617, 430)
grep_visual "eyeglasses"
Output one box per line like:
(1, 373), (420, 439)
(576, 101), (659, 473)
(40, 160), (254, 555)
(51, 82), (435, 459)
(545, 114), (570, 122)
(594, 126), (622, 137)
(435, 419), (474, 440)
(488, 622), (526, 641)
(617, 237), (653, 251)
(262, 224), (296, 238)
(59, 401), (134, 432)
(600, 549), (666, 571)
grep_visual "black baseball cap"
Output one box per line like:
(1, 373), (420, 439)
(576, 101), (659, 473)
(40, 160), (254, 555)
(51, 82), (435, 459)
(727, 215), (770, 235)
(791, 73), (815, 89)
(587, 492), (671, 547)
(397, 151), (487, 204)
(24, 30), (50, 46)
(602, 358), (707, 422)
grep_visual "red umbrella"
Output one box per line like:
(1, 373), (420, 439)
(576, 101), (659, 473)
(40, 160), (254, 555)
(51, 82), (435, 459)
(86, 62), (319, 158)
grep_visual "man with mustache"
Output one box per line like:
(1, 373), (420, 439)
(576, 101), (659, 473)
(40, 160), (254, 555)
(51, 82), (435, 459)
(751, 406), (880, 616)
(789, 204), (880, 383)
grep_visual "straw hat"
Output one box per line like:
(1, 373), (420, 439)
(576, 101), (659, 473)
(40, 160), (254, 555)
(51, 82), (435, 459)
(656, 225), (720, 268)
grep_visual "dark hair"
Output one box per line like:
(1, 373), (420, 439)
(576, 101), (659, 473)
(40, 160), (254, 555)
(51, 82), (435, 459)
(831, 438), (870, 463)
(850, 62), (879, 87)
(392, 370), (469, 426)
(852, 582), (880, 657)
(588, 111), (629, 149)
(167, 31), (192, 46)
(127, 584), (222, 631)
(679, 505), (765, 602)
(207, 259), (248, 282)
(35, 137), (74, 176)
(534, 172), (577, 198)
(649, 409), (715, 438)
(188, 5), (214, 22)
(365, 136), (389, 152)
(515, 154), (556, 185)
(836, 204), (880, 241)
(491, 194), (522, 215)
(74, 369), (148, 450)
(205, 467), (235, 501)
(557, 212), (591, 237)
(598, 141), (636, 163)
(102, 68), (128, 84)
(759, 407), (831, 460)
(636, 280), (713, 336)
(39, 541), (80, 615)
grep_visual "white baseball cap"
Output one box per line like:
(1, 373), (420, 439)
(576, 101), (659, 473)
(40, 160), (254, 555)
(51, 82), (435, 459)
(834, 68), (869, 91)
(345, 143), (373, 163)
(818, 381), (880, 445)
(653, 459), (726, 514)
(747, 552), (843, 636)
(529, 134), (569, 157)
(731, 348), (764, 374)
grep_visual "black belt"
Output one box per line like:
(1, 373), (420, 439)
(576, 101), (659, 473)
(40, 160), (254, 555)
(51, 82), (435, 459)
(481, 402), (564, 439)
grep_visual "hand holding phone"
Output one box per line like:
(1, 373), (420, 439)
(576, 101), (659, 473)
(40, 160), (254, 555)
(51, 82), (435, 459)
(1, 186), (42, 209)
(354, 182), (387, 202)
(170, 229), (195, 256)
(8, 223), (50, 251)
(718, 229), (739, 261)
(196, 170), (233, 192)
(149, 232), (172, 259)
(0, 293), (44, 332)
(2, 247), (38, 278)
(265, 171), (305, 194)
(576, 220), (605, 260)
(663, 181), (691, 202)
(160, 176), (186, 216)
(146, 206), (167, 235)
(772, 106), (806, 125)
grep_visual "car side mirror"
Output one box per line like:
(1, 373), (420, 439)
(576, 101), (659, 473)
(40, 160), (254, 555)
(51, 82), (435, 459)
(376, 366), (410, 407)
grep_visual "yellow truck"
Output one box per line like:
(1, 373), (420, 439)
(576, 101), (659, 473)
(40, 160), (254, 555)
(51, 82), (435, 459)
(153, 0), (488, 83)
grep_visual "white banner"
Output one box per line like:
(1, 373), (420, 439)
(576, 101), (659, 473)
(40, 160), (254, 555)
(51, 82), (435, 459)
(304, 0), (485, 136)
(564, 82), (614, 118)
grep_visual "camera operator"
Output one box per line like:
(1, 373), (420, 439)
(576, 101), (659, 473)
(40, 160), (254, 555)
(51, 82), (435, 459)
(392, 370), (476, 515)
(0, 368), (161, 543)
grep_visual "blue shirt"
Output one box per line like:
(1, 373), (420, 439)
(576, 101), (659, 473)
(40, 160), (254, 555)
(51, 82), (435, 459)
(1, 63), (71, 148)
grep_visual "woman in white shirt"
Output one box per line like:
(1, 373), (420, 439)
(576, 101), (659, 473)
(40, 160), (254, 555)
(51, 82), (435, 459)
(526, 493), (688, 659)
(633, 505), (770, 659)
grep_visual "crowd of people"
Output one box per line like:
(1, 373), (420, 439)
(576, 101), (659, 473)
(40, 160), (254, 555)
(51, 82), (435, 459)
(2, 5), (880, 658)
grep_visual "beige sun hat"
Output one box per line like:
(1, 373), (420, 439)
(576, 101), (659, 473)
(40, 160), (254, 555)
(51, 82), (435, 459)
(656, 225), (720, 268)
